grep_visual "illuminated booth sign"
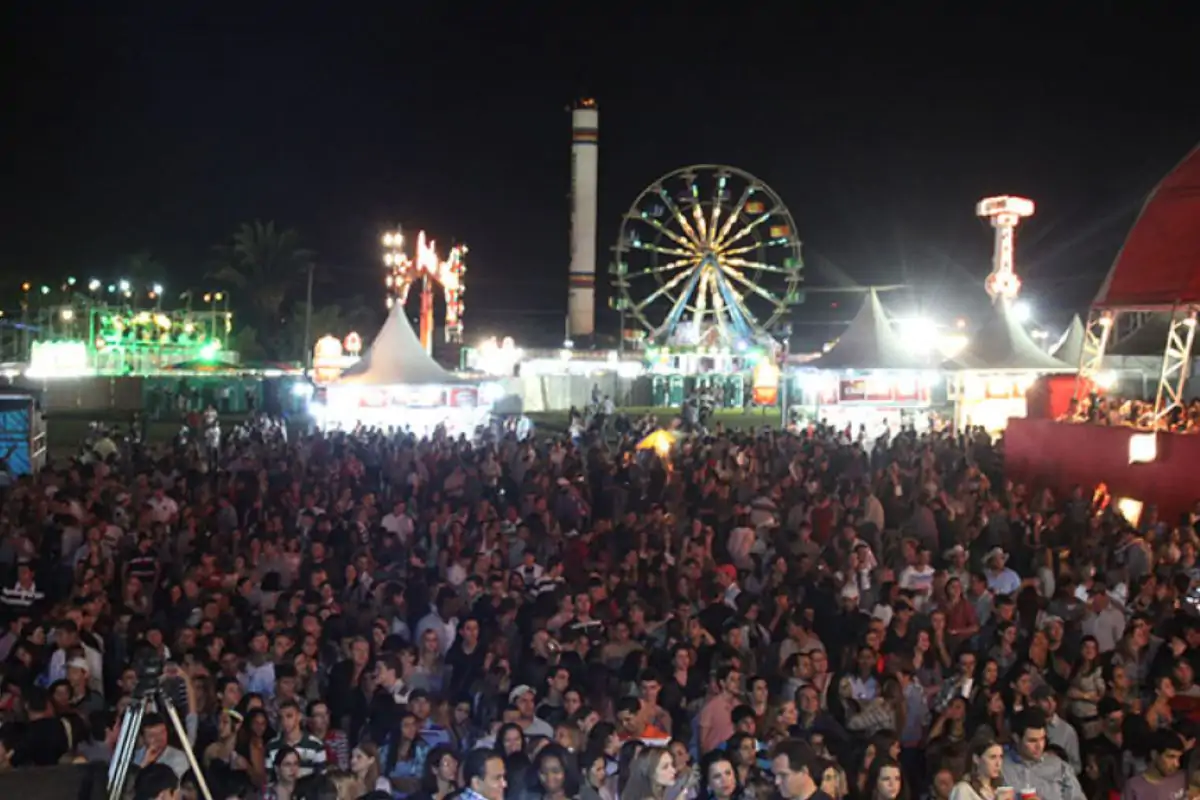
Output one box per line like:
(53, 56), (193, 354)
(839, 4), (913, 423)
(353, 386), (479, 409)
(817, 376), (932, 406)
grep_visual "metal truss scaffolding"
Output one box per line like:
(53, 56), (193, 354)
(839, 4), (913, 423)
(1153, 305), (1199, 423)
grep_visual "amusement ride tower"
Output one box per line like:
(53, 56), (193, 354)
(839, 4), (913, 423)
(976, 195), (1034, 302)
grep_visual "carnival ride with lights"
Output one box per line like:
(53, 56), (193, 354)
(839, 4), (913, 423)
(381, 230), (467, 354)
(611, 165), (803, 356)
(11, 279), (237, 378)
(945, 195), (1076, 432)
(307, 231), (486, 435)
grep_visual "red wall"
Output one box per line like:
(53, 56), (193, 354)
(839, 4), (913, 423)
(1004, 419), (1199, 523)
(1026, 375), (1088, 420)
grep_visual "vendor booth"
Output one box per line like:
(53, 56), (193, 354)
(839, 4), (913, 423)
(947, 299), (1075, 432)
(320, 305), (487, 436)
(791, 290), (940, 437)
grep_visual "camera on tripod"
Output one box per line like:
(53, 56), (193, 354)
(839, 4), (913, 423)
(108, 648), (213, 800)
(132, 651), (165, 698)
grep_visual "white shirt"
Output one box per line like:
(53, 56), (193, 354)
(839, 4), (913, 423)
(899, 565), (936, 610)
(381, 512), (414, 543)
(727, 527), (756, 569)
(147, 495), (179, 524)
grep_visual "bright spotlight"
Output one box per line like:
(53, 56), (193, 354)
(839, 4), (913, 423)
(1012, 300), (1032, 323)
(896, 318), (938, 355)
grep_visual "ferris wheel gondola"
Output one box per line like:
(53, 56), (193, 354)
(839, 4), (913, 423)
(612, 165), (803, 349)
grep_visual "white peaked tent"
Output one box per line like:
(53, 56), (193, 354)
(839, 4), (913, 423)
(805, 288), (931, 371)
(1050, 315), (1086, 367)
(322, 304), (486, 435)
(335, 303), (466, 387)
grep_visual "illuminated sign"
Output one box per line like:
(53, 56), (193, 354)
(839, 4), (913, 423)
(752, 362), (780, 405)
(832, 376), (931, 406)
(27, 341), (90, 378)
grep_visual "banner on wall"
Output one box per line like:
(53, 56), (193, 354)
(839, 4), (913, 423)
(354, 385), (478, 409)
(827, 376), (930, 405)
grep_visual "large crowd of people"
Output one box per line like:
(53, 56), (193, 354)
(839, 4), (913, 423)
(0, 409), (1196, 800)
(1065, 392), (1200, 433)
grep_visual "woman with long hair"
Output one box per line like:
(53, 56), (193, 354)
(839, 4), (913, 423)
(413, 745), (461, 800)
(764, 700), (799, 746)
(698, 752), (742, 800)
(382, 712), (432, 796)
(987, 623), (1019, 675)
(968, 689), (1009, 743)
(350, 741), (390, 796)
(865, 757), (906, 800)
(1004, 662), (1037, 717)
(500, 723), (533, 799)
(666, 739), (698, 800)
(587, 722), (621, 777)
(975, 659), (1001, 695)
(948, 739), (1003, 800)
(849, 738), (880, 800)
(524, 744), (578, 800)
(263, 745), (301, 800)
(912, 629), (943, 690)
(726, 733), (770, 800)
(328, 770), (361, 800)
(203, 708), (246, 771)
(234, 707), (273, 788)
(412, 628), (448, 694)
(579, 748), (618, 800)
(815, 758), (848, 800)
(622, 747), (678, 800)
(1066, 636), (1104, 725)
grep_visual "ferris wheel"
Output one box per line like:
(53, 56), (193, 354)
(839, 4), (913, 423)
(612, 165), (803, 348)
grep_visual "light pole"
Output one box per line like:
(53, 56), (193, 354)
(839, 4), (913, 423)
(303, 263), (314, 370)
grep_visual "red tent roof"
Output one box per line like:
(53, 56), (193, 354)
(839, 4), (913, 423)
(1094, 143), (1200, 309)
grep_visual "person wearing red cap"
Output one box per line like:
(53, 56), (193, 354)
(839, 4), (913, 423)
(716, 565), (741, 609)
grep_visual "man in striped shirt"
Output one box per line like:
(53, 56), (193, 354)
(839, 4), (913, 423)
(1, 561), (44, 612)
(264, 699), (327, 778)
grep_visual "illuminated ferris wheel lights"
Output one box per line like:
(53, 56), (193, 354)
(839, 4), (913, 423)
(614, 165), (803, 348)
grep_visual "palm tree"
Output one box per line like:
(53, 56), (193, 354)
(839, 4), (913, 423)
(209, 220), (314, 326)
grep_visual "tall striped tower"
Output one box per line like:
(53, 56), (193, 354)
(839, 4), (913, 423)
(568, 98), (598, 339)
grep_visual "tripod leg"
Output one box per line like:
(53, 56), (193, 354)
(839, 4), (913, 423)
(108, 701), (146, 800)
(158, 690), (214, 800)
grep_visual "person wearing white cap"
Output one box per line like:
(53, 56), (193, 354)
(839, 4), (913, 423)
(509, 684), (554, 738)
(66, 656), (105, 715)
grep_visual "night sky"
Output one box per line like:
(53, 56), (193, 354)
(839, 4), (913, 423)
(5, 5), (1198, 347)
